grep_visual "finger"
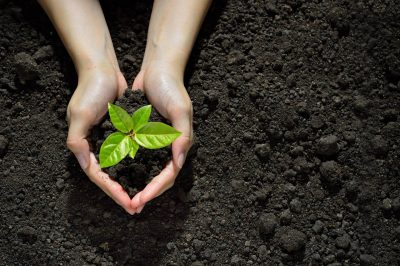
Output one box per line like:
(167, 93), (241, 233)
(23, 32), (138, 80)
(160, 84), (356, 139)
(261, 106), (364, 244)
(132, 70), (145, 91)
(86, 153), (136, 214)
(131, 161), (177, 211)
(67, 115), (92, 170)
(170, 111), (193, 169)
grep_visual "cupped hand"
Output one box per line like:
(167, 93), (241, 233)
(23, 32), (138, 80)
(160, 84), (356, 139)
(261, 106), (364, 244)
(130, 62), (193, 213)
(66, 65), (137, 214)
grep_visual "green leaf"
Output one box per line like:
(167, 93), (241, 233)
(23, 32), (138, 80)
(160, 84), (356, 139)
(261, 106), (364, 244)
(132, 105), (152, 132)
(100, 132), (132, 168)
(129, 140), (139, 159)
(108, 103), (133, 133)
(135, 122), (181, 149)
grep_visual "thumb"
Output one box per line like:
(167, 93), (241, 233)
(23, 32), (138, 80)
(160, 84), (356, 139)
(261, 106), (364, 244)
(67, 117), (91, 170)
(170, 111), (193, 169)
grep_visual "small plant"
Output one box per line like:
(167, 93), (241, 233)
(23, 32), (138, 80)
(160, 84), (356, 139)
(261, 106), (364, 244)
(99, 103), (181, 168)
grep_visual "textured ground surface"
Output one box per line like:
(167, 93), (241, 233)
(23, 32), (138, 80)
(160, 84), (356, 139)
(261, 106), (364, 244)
(0, 0), (400, 265)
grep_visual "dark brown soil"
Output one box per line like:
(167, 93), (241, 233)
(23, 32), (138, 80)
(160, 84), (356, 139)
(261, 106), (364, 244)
(1, 0), (400, 265)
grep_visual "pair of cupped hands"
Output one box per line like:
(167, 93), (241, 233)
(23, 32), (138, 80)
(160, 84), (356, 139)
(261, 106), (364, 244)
(66, 62), (193, 215)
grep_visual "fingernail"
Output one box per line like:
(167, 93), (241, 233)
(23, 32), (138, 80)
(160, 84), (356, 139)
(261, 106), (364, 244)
(178, 153), (185, 169)
(76, 153), (88, 169)
(137, 205), (144, 214)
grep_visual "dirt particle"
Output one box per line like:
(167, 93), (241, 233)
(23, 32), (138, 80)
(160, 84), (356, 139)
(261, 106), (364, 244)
(353, 97), (370, 114)
(32, 45), (54, 62)
(258, 213), (278, 239)
(317, 135), (339, 156)
(343, 131), (356, 143)
(381, 198), (392, 211)
(230, 254), (242, 265)
(312, 220), (324, 234)
(17, 226), (37, 244)
(335, 234), (351, 249)
(359, 254), (376, 266)
(279, 228), (306, 253)
(289, 198), (302, 213)
(279, 209), (293, 225)
(255, 143), (271, 160)
(319, 161), (342, 188)
(56, 178), (65, 191)
(14, 52), (40, 85)
(310, 116), (325, 130)
(369, 135), (389, 156)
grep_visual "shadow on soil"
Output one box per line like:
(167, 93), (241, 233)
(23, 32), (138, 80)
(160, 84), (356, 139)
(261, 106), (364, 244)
(66, 154), (194, 265)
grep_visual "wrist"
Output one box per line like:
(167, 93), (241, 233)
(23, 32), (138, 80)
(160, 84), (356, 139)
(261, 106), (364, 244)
(142, 40), (191, 76)
(141, 56), (185, 82)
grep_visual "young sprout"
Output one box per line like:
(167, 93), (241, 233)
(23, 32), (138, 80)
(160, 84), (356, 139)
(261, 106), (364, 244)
(99, 103), (181, 168)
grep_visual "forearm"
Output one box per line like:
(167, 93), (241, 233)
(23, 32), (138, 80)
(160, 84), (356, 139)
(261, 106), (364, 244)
(142, 0), (212, 76)
(38, 0), (118, 74)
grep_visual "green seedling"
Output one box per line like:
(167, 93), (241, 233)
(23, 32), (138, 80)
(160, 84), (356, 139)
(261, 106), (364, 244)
(99, 103), (181, 168)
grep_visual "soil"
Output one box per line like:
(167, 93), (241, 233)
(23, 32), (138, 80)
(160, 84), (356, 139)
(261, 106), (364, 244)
(1, 0), (400, 265)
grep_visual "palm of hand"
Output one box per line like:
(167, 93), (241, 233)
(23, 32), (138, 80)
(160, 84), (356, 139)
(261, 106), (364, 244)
(67, 67), (192, 214)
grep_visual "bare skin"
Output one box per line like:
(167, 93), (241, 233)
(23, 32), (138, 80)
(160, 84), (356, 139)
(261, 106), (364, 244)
(38, 0), (211, 214)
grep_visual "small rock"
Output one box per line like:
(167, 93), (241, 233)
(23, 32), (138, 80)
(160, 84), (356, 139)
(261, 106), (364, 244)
(310, 116), (325, 129)
(227, 50), (245, 65)
(289, 198), (302, 213)
(279, 229), (306, 252)
(122, 54), (136, 64)
(191, 261), (204, 266)
(369, 135), (389, 156)
(196, 147), (207, 161)
(279, 209), (292, 225)
(257, 245), (268, 258)
(343, 131), (356, 143)
(382, 198), (392, 211)
(17, 226), (37, 244)
(293, 157), (311, 174)
(255, 143), (271, 160)
(323, 254), (335, 264)
(32, 45), (54, 62)
(14, 52), (40, 85)
(319, 161), (342, 187)
(360, 254), (376, 266)
(243, 132), (255, 142)
(335, 234), (351, 249)
(230, 255), (241, 265)
(258, 213), (278, 239)
(56, 178), (65, 190)
(192, 239), (204, 252)
(317, 135), (339, 156)
(353, 97), (370, 113)
(312, 220), (324, 234)
(0, 135), (9, 157)
(231, 179), (244, 191)
(347, 203), (359, 213)
(290, 146), (304, 157)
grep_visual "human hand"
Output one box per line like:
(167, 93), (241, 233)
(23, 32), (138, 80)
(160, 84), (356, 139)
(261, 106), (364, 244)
(66, 66), (137, 214)
(130, 62), (193, 213)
